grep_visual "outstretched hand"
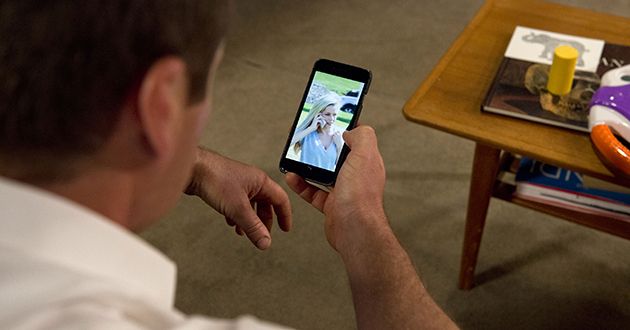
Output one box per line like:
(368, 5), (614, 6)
(186, 147), (292, 250)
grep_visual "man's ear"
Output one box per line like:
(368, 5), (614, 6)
(137, 57), (189, 160)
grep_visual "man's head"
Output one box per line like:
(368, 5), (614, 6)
(0, 0), (230, 183)
(0, 0), (231, 229)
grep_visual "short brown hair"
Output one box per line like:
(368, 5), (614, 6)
(0, 0), (230, 182)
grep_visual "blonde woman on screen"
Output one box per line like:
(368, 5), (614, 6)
(290, 92), (344, 171)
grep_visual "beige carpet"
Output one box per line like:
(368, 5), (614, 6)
(141, 1), (630, 329)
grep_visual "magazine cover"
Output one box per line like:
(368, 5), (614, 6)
(482, 26), (630, 132)
(514, 157), (630, 220)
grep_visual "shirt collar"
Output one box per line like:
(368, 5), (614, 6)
(0, 176), (176, 308)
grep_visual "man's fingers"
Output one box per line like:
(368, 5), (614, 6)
(273, 203), (292, 232)
(229, 199), (272, 250)
(227, 175), (292, 249)
(284, 172), (310, 197)
(256, 202), (273, 232)
(284, 173), (328, 212)
(256, 176), (293, 232)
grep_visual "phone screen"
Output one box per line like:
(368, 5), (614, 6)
(286, 71), (366, 172)
(280, 59), (371, 186)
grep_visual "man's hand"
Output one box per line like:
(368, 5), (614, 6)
(285, 125), (387, 253)
(186, 147), (292, 250)
(285, 126), (458, 329)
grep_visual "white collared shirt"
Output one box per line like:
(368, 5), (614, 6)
(0, 177), (290, 329)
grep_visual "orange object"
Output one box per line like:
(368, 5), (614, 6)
(590, 125), (630, 177)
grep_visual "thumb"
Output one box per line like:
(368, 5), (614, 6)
(343, 126), (377, 150)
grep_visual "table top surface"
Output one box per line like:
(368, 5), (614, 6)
(403, 0), (630, 183)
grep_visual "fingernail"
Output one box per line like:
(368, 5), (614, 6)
(256, 237), (271, 250)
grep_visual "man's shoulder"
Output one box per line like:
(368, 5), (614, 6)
(0, 250), (293, 330)
(0, 248), (178, 328)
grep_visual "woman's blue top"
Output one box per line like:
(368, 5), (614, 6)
(300, 131), (337, 171)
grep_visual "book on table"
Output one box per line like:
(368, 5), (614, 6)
(482, 26), (630, 132)
(514, 157), (630, 221)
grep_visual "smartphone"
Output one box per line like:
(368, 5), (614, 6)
(279, 59), (372, 188)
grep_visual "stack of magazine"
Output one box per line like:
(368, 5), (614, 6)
(514, 157), (630, 221)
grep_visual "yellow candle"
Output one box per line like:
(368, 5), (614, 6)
(546, 45), (579, 95)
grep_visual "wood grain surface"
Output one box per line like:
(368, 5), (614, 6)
(403, 0), (630, 183)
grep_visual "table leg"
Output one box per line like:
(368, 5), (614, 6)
(459, 143), (501, 290)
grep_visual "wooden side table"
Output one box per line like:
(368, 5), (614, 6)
(402, 0), (630, 290)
